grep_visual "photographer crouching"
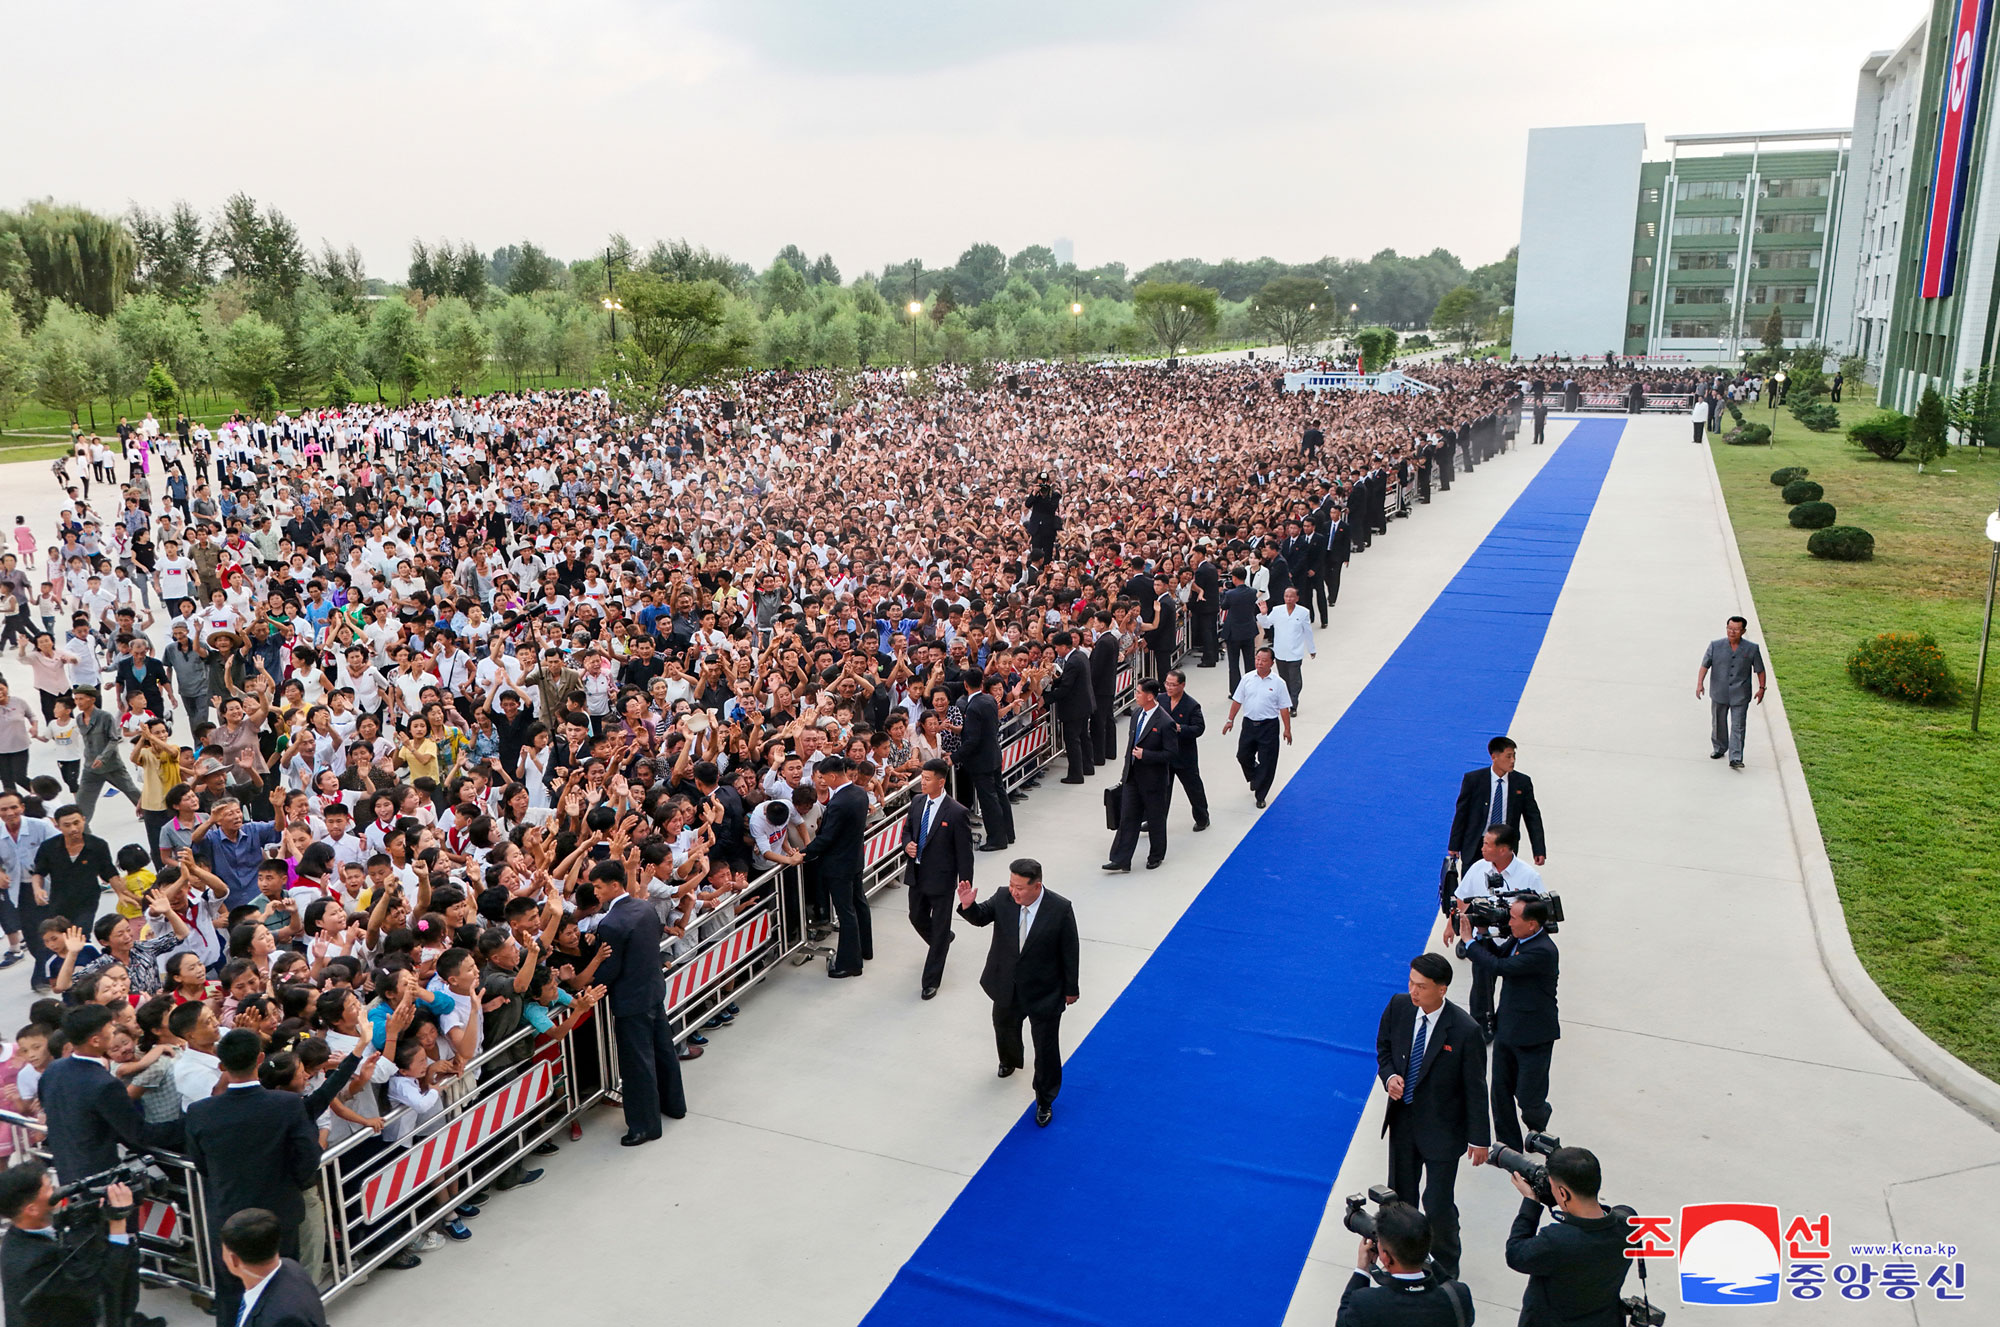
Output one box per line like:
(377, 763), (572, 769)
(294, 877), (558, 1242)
(1336, 1198), (1477, 1325)
(0, 1158), (156, 1327)
(1492, 1145), (1647, 1327)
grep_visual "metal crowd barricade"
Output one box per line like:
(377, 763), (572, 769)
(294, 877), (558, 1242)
(998, 706), (1056, 795)
(1643, 393), (1694, 412)
(0, 1108), (213, 1297)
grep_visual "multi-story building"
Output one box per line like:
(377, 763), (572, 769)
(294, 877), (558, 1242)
(1828, 22), (1930, 385)
(1514, 125), (1852, 362)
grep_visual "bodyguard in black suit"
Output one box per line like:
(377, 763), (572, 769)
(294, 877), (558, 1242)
(1302, 518), (1332, 626)
(1375, 954), (1489, 1281)
(1447, 737), (1547, 866)
(219, 1209), (327, 1327)
(1047, 633), (1095, 782)
(184, 1031), (324, 1327)
(0, 1161), (144, 1327)
(1103, 679), (1178, 872)
(803, 756), (873, 976)
(957, 674), (1012, 850)
(1191, 551), (1221, 666)
(1161, 669), (1209, 831)
(1464, 898), (1561, 1151)
(903, 760), (974, 998)
(1087, 614), (1122, 764)
(1219, 571), (1260, 691)
(956, 857), (1080, 1127)
(589, 858), (688, 1146)
(37, 1006), (147, 1182)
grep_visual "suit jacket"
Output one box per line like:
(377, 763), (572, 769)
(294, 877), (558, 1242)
(1468, 930), (1561, 1046)
(1121, 704), (1178, 788)
(590, 891), (668, 1017)
(1220, 585), (1260, 641)
(183, 1084), (323, 1231)
(1700, 637), (1765, 705)
(1163, 692), (1205, 770)
(902, 794), (973, 896)
(1448, 767), (1546, 862)
(1048, 649), (1095, 723)
(1335, 1270), (1476, 1327)
(2, 1223), (141, 1327)
(1192, 560), (1221, 616)
(1376, 997), (1489, 1160)
(957, 886), (1080, 1018)
(242, 1257), (328, 1327)
(1088, 634), (1121, 696)
(801, 782), (869, 883)
(958, 692), (1002, 772)
(36, 1055), (146, 1181)
(1263, 550), (1293, 598)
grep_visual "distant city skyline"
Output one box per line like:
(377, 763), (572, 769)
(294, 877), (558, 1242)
(3, 0), (1919, 285)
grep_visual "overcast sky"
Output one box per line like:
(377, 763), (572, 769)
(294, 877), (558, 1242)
(6, 0), (1921, 282)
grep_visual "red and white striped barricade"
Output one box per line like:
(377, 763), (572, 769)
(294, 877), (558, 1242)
(360, 1061), (558, 1223)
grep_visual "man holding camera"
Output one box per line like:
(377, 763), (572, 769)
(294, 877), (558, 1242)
(1375, 953), (1488, 1282)
(1445, 824), (1543, 1040)
(1338, 1201), (1476, 1326)
(0, 1161), (149, 1327)
(1504, 1148), (1635, 1326)
(1463, 897), (1560, 1152)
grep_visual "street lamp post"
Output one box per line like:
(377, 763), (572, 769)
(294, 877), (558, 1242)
(1973, 510), (2000, 731)
(603, 245), (621, 345)
(908, 300), (923, 366)
(1070, 302), (1082, 362)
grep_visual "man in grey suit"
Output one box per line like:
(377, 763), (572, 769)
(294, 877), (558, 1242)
(1696, 615), (1766, 769)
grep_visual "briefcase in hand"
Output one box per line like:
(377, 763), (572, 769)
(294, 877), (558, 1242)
(1104, 783), (1123, 831)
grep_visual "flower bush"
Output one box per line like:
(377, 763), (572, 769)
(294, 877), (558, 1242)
(1846, 630), (1957, 705)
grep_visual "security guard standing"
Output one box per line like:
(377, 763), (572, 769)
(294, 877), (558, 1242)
(1336, 1201), (1476, 1326)
(1505, 1147), (1634, 1326)
(1221, 645), (1292, 809)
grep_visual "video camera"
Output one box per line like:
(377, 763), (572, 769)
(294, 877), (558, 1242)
(1462, 888), (1564, 934)
(52, 1158), (156, 1224)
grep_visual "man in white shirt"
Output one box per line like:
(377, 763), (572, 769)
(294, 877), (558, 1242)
(1255, 585), (1317, 716)
(170, 1001), (223, 1109)
(1221, 647), (1293, 809)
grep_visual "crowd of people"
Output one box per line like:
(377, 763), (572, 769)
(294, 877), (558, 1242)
(0, 355), (1524, 1313)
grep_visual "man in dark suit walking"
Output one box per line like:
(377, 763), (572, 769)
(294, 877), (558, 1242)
(1375, 953), (1489, 1281)
(1102, 679), (1178, 873)
(803, 755), (872, 977)
(1087, 612), (1122, 765)
(1191, 544), (1221, 667)
(37, 1005), (147, 1182)
(218, 1209), (326, 1327)
(956, 672), (1012, 852)
(1160, 668), (1209, 832)
(588, 855), (688, 1146)
(1047, 632), (1095, 783)
(1446, 736), (1547, 867)
(184, 1030), (324, 1327)
(1302, 517), (1332, 627)
(903, 759), (974, 999)
(1463, 898), (1561, 1151)
(955, 858), (1080, 1127)
(1219, 569), (1260, 692)
(1532, 396), (1548, 444)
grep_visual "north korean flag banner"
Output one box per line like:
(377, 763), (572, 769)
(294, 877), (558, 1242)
(1920, 0), (1995, 298)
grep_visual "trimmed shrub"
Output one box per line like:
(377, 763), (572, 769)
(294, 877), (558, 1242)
(1725, 422), (1772, 446)
(1808, 526), (1874, 561)
(1847, 410), (1910, 461)
(1846, 630), (1958, 705)
(1791, 397), (1842, 432)
(1781, 479), (1824, 504)
(1770, 466), (1809, 486)
(1789, 501), (1837, 529)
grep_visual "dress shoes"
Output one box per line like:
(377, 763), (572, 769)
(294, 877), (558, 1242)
(827, 967), (860, 979)
(977, 842), (1007, 852)
(921, 986), (938, 1000)
(1192, 820), (1210, 832)
(620, 1132), (655, 1147)
(1254, 794), (1267, 808)
(1100, 862), (1130, 873)
(1729, 760), (1744, 770)
(1710, 750), (1726, 760)
(1035, 1103), (1053, 1128)
(997, 1064), (1015, 1078)
(678, 1044), (703, 1060)
(1060, 776), (1086, 785)
(1145, 858), (1163, 870)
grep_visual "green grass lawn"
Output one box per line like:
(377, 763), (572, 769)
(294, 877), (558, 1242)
(1709, 392), (2000, 1082)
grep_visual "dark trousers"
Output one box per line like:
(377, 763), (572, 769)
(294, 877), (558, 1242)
(1388, 1127), (1464, 1280)
(1533, 414), (1546, 443)
(907, 887), (954, 990)
(1324, 562), (1342, 610)
(1307, 575), (1330, 626)
(969, 766), (1012, 846)
(993, 999), (1063, 1106)
(1225, 637), (1256, 692)
(827, 871), (872, 974)
(1089, 694), (1117, 763)
(1165, 762), (1209, 827)
(0, 750), (26, 793)
(1692, 419), (1706, 444)
(1491, 1039), (1554, 1150)
(1237, 717), (1281, 797)
(1108, 776), (1168, 867)
(1468, 963), (1497, 1040)
(142, 807), (174, 868)
(613, 1007), (687, 1139)
(1193, 612), (1219, 665)
(211, 1219), (300, 1326)
(1274, 658), (1304, 712)
(1059, 714), (1093, 779)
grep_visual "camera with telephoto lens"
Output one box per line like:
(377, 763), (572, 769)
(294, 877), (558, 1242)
(1340, 1184), (1399, 1239)
(1462, 888), (1563, 934)
(1488, 1130), (1562, 1205)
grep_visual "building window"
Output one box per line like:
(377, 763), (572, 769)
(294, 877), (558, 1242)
(1627, 323), (1648, 339)
(1759, 177), (1829, 199)
(1752, 249), (1820, 270)
(1674, 252), (1737, 270)
(1675, 180), (1744, 201)
(1633, 254), (1654, 273)
(1670, 286), (1732, 305)
(1639, 221), (1658, 239)
(1758, 213), (1825, 234)
(1630, 290), (1651, 306)
(1642, 187), (1661, 205)
(1667, 320), (1723, 338)
(1749, 285), (1816, 305)
(1672, 215), (1740, 236)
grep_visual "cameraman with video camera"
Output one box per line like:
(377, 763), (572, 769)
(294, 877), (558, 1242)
(1501, 1147), (1636, 1327)
(1443, 824), (1544, 1043)
(1461, 897), (1559, 1151)
(0, 1159), (151, 1327)
(1337, 1199), (1476, 1326)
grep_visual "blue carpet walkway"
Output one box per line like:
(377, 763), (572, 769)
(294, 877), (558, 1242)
(863, 423), (1623, 1327)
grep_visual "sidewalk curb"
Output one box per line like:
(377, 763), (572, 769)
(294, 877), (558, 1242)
(1701, 444), (2000, 1133)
